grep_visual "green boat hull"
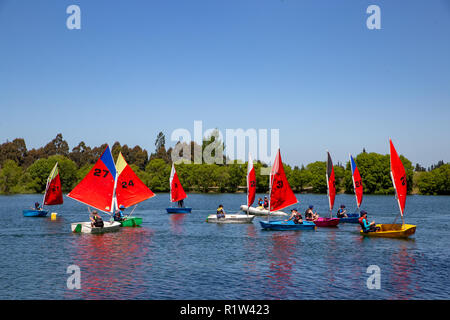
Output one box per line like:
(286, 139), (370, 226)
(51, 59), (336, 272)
(120, 217), (143, 227)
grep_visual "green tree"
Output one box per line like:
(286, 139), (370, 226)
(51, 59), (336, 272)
(0, 160), (23, 194)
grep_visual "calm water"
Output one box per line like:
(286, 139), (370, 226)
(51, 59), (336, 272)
(0, 193), (449, 300)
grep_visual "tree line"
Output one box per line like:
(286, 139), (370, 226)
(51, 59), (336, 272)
(0, 133), (448, 195)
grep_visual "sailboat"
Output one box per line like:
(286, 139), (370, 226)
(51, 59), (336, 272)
(260, 149), (315, 230)
(313, 152), (340, 227)
(68, 146), (154, 233)
(115, 152), (155, 226)
(360, 139), (416, 238)
(166, 163), (192, 213)
(23, 162), (63, 217)
(338, 154), (363, 223)
(206, 153), (255, 223)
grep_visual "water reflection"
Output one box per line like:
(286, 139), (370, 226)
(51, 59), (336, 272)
(389, 244), (417, 299)
(65, 228), (153, 300)
(169, 214), (186, 235)
(265, 232), (300, 299)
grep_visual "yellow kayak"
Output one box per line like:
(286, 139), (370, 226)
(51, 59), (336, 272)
(360, 224), (416, 238)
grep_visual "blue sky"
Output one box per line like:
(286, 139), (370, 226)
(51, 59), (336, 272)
(0, 0), (449, 168)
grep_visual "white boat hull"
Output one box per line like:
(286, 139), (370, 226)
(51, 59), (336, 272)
(240, 205), (288, 217)
(206, 214), (255, 224)
(71, 221), (121, 234)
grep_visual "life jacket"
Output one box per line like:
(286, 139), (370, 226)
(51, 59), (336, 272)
(293, 213), (303, 224)
(217, 208), (224, 217)
(359, 217), (367, 232)
(93, 215), (104, 228)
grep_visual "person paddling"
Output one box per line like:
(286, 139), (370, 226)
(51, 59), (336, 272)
(359, 210), (379, 233)
(216, 205), (226, 219)
(114, 205), (126, 222)
(90, 210), (104, 228)
(336, 205), (348, 218)
(286, 208), (303, 224)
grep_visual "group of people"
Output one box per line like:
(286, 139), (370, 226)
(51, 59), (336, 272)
(89, 205), (128, 228)
(284, 205), (320, 224)
(257, 197), (269, 209)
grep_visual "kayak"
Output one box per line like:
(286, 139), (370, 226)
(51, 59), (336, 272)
(166, 207), (192, 214)
(360, 224), (416, 238)
(206, 214), (255, 224)
(23, 209), (48, 217)
(339, 213), (360, 223)
(260, 220), (316, 231)
(120, 217), (142, 227)
(313, 217), (340, 227)
(240, 205), (288, 217)
(71, 221), (121, 234)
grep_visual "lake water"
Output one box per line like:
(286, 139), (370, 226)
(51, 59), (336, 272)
(0, 193), (449, 300)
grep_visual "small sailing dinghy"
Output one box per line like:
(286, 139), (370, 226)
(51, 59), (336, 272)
(239, 205), (288, 217)
(166, 164), (192, 214)
(23, 162), (63, 217)
(260, 149), (315, 231)
(114, 152), (155, 226)
(67, 146), (120, 233)
(360, 139), (416, 238)
(313, 152), (340, 227)
(207, 153), (255, 224)
(339, 154), (363, 223)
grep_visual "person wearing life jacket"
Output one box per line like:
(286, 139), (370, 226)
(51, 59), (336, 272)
(90, 210), (104, 228)
(359, 210), (379, 233)
(305, 205), (319, 221)
(263, 196), (269, 209)
(217, 205), (226, 219)
(286, 208), (303, 224)
(34, 202), (42, 211)
(178, 199), (184, 208)
(114, 205), (126, 222)
(257, 198), (264, 208)
(336, 205), (348, 218)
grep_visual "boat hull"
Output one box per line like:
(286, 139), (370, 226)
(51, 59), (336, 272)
(260, 220), (316, 231)
(120, 217), (142, 227)
(71, 221), (121, 234)
(339, 214), (360, 223)
(313, 217), (340, 227)
(240, 205), (288, 217)
(23, 210), (48, 217)
(166, 207), (192, 214)
(206, 214), (255, 224)
(360, 224), (416, 238)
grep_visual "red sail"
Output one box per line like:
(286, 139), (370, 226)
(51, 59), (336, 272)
(170, 164), (187, 202)
(390, 139), (407, 216)
(350, 154), (363, 208)
(247, 153), (256, 208)
(68, 146), (117, 212)
(116, 153), (155, 208)
(326, 151), (336, 212)
(269, 149), (298, 212)
(44, 173), (63, 205)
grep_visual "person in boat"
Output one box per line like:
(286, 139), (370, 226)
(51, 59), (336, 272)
(216, 205), (226, 219)
(90, 210), (104, 228)
(178, 199), (184, 208)
(114, 205), (126, 222)
(263, 196), (269, 209)
(33, 202), (42, 211)
(286, 208), (303, 224)
(359, 210), (380, 233)
(257, 198), (264, 208)
(336, 205), (348, 218)
(305, 205), (319, 221)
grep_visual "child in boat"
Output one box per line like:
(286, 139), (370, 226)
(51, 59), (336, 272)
(359, 211), (379, 233)
(305, 205), (319, 221)
(216, 205), (226, 219)
(257, 198), (264, 208)
(263, 196), (269, 209)
(90, 211), (104, 228)
(178, 199), (184, 208)
(336, 205), (348, 218)
(114, 205), (126, 221)
(286, 209), (303, 224)
(33, 202), (42, 210)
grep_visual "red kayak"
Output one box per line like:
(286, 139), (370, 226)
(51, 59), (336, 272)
(313, 217), (340, 227)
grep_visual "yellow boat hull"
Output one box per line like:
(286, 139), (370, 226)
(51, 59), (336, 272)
(360, 224), (416, 238)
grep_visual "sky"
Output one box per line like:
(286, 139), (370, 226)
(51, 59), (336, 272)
(0, 0), (449, 168)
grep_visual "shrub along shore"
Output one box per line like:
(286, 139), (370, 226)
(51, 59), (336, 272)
(0, 134), (448, 196)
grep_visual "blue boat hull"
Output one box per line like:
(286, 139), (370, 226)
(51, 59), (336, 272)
(23, 210), (49, 217)
(166, 207), (192, 214)
(338, 214), (360, 223)
(260, 220), (316, 231)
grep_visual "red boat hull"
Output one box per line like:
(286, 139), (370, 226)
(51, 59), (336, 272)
(313, 217), (340, 227)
